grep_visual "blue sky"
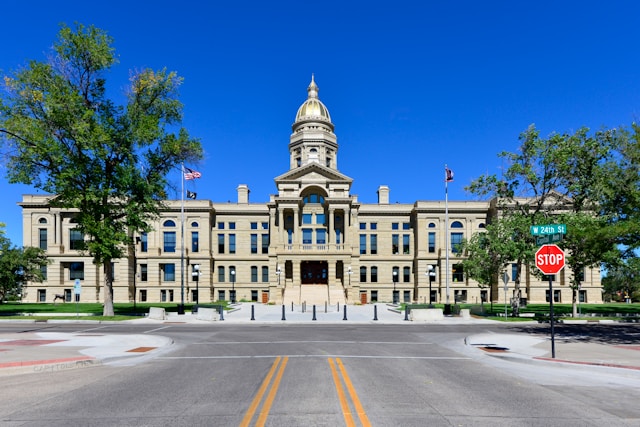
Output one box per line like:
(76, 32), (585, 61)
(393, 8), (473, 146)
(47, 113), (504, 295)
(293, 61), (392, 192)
(1, 1), (639, 246)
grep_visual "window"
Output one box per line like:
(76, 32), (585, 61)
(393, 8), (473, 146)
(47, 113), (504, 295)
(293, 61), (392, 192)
(262, 234), (269, 253)
(229, 266), (236, 283)
(162, 264), (175, 281)
(163, 231), (176, 252)
(39, 229), (47, 250)
(229, 234), (236, 254)
(163, 219), (176, 227)
(69, 262), (84, 280)
(428, 232), (436, 253)
(287, 229), (293, 245)
(403, 266), (411, 282)
(359, 235), (366, 254)
(191, 221), (199, 228)
(316, 213), (326, 225)
(38, 289), (46, 302)
(69, 229), (84, 250)
(371, 266), (378, 283)
(392, 223), (399, 230)
(511, 263), (518, 281)
(360, 267), (367, 282)
(40, 265), (47, 281)
(403, 234), (410, 254)
(370, 234), (377, 254)
(303, 229), (313, 244)
(451, 221), (464, 228)
(251, 266), (258, 283)
(191, 289), (198, 303)
(251, 290), (258, 302)
(579, 289), (587, 303)
(370, 223), (377, 230)
(139, 290), (147, 302)
(140, 264), (148, 281)
(428, 222), (436, 228)
(303, 193), (324, 204)
(218, 222), (225, 230)
(218, 234), (225, 253)
(251, 222), (258, 230)
(392, 234), (399, 254)
(546, 289), (561, 302)
(302, 214), (313, 224)
(141, 232), (148, 252)
(392, 266), (399, 283)
(229, 222), (236, 230)
(403, 222), (410, 230)
(251, 234), (258, 254)
(262, 266), (269, 282)
(576, 268), (585, 282)
(403, 290), (411, 303)
(218, 290), (226, 301)
(317, 229), (326, 245)
(452, 264), (464, 282)
(371, 290), (378, 302)
(38, 217), (47, 224)
(191, 231), (199, 253)
(451, 232), (463, 254)
(336, 229), (341, 244)
(359, 223), (366, 230)
(218, 266), (225, 282)
(262, 222), (269, 229)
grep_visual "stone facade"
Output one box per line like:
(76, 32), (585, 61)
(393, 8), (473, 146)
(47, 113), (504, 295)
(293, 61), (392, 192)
(18, 77), (602, 305)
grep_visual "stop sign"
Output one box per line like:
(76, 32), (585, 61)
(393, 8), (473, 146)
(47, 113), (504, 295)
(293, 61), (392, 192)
(535, 244), (565, 274)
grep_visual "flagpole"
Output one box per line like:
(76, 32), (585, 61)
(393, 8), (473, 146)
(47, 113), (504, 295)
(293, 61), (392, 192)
(445, 165), (450, 307)
(179, 163), (185, 314)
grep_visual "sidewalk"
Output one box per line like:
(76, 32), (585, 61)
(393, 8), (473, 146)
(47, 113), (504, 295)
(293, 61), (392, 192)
(1, 303), (639, 376)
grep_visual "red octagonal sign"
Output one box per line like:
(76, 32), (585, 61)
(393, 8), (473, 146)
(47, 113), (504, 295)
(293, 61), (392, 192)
(535, 244), (565, 275)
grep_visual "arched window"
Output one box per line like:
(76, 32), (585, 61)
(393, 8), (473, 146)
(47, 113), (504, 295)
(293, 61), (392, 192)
(303, 193), (325, 205)
(478, 223), (486, 229)
(38, 218), (48, 224)
(428, 222), (436, 228)
(191, 221), (199, 228)
(451, 221), (463, 228)
(163, 220), (176, 227)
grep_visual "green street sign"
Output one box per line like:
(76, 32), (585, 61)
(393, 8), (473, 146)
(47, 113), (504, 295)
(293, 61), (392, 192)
(530, 224), (567, 236)
(536, 233), (563, 245)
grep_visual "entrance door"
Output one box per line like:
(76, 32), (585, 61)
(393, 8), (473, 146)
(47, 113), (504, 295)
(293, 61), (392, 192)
(301, 261), (328, 284)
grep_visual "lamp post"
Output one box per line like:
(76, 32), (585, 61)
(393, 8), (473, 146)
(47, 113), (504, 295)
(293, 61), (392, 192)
(392, 270), (399, 304)
(230, 269), (236, 303)
(427, 265), (436, 307)
(276, 266), (281, 287)
(347, 266), (352, 287)
(192, 264), (200, 311)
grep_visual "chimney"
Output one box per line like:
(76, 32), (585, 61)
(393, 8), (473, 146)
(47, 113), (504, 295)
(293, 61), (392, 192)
(377, 185), (389, 204)
(237, 184), (250, 204)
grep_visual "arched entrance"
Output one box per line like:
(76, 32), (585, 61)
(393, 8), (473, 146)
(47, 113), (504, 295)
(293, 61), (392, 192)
(301, 261), (328, 284)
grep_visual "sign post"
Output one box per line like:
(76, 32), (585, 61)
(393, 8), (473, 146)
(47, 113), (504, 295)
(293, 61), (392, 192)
(535, 244), (565, 358)
(502, 271), (509, 319)
(74, 279), (82, 319)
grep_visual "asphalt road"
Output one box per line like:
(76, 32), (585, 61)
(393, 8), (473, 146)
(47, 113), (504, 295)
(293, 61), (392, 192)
(1, 323), (639, 426)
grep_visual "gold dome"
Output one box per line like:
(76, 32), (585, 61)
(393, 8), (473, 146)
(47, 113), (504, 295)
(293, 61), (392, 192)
(295, 75), (332, 123)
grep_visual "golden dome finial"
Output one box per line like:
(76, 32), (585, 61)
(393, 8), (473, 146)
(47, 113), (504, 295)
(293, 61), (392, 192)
(307, 74), (318, 99)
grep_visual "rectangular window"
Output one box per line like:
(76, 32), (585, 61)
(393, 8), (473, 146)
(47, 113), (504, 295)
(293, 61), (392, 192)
(511, 263), (518, 281)
(370, 234), (377, 254)
(40, 265), (47, 281)
(229, 266), (236, 283)
(39, 228), (47, 250)
(403, 222), (410, 230)
(371, 266), (378, 283)
(229, 222), (236, 230)
(191, 289), (198, 303)
(335, 229), (341, 244)
(579, 289), (587, 303)
(303, 229), (313, 244)
(217, 222), (225, 230)
(262, 222), (269, 229)
(317, 229), (326, 245)
(218, 234), (225, 254)
(359, 223), (366, 230)
(371, 290), (378, 302)
(302, 214), (312, 224)
(428, 232), (435, 253)
(452, 264), (464, 282)
(261, 234), (269, 253)
(392, 223), (399, 230)
(403, 234), (410, 254)
(218, 290), (225, 301)
(229, 234), (236, 254)
(163, 231), (176, 253)
(191, 231), (199, 253)
(141, 232), (148, 252)
(38, 289), (46, 302)
(546, 289), (561, 302)
(69, 262), (84, 280)
(262, 266), (269, 282)
(370, 223), (377, 230)
(250, 222), (258, 230)
(161, 289), (167, 302)
(162, 264), (175, 281)
(316, 213), (325, 225)
(392, 234), (399, 254)
(403, 290), (411, 303)
(403, 266), (411, 282)
(251, 266), (258, 282)
(218, 266), (225, 282)
(251, 290), (258, 302)
(287, 229), (293, 245)
(451, 232), (463, 254)
(359, 234), (366, 254)
(139, 290), (147, 302)
(140, 264), (148, 281)
(360, 267), (367, 282)
(69, 229), (84, 250)
(65, 289), (72, 302)
(251, 234), (258, 254)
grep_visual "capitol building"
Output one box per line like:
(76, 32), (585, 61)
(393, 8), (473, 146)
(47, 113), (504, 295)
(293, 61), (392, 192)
(19, 77), (602, 306)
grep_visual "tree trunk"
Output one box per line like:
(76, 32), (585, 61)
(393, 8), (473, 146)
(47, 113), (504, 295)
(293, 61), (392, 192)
(102, 260), (115, 316)
(572, 286), (578, 318)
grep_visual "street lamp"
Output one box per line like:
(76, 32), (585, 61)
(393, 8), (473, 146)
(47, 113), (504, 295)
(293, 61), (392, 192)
(427, 265), (436, 307)
(192, 264), (200, 311)
(230, 268), (236, 303)
(392, 270), (399, 304)
(276, 266), (281, 287)
(347, 266), (352, 287)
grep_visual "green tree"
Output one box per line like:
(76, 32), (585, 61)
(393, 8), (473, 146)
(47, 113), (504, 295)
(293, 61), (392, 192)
(0, 24), (202, 315)
(602, 257), (640, 302)
(0, 224), (49, 302)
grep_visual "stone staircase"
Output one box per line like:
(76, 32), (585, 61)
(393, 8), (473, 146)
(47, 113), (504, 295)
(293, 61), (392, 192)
(283, 284), (347, 306)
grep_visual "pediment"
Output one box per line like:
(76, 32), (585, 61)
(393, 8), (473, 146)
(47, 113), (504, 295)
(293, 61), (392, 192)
(274, 163), (353, 184)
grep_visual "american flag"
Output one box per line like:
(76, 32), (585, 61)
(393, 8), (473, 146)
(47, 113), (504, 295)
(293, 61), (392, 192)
(184, 167), (202, 180)
(445, 166), (454, 182)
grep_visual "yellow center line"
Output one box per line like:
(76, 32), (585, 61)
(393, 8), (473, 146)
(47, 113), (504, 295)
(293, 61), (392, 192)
(255, 356), (289, 427)
(328, 357), (356, 427)
(336, 358), (372, 427)
(239, 356), (282, 427)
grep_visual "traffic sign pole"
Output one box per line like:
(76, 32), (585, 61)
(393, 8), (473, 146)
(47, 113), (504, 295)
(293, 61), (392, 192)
(535, 244), (564, 359)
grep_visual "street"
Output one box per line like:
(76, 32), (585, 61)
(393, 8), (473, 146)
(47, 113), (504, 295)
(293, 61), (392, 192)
(1, 323), (639, 426)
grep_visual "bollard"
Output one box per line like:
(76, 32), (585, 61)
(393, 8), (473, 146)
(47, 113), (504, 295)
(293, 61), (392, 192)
(337, 302), (340, 312)
(404, 305), (409, 321)
(282, 305), (286, 321)
(251, 305), (255, 321)
(219, 305), (224, 321)
(313, 305), (317, 321)
(291, 301), (294, 312)
(325, 301), (327, 313)
(343, 305), (348, 321)
(373, 304), (378, 321)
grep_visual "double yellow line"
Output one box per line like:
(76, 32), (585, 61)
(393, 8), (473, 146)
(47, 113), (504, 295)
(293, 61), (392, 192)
(240, 356), (370, 427)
